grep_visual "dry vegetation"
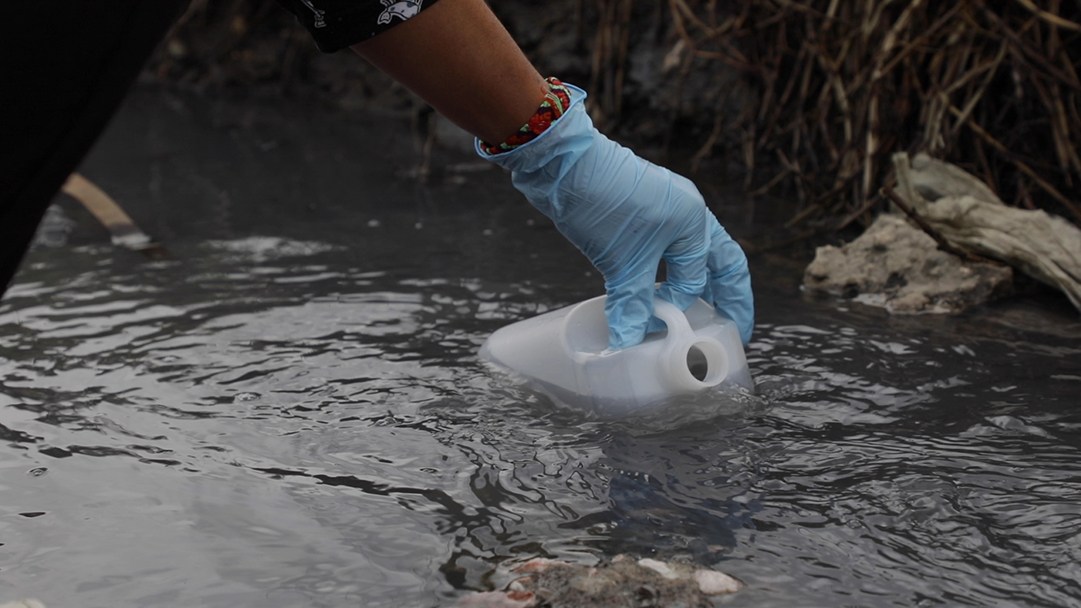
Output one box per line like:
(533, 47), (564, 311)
(633, 0), (1081, 230)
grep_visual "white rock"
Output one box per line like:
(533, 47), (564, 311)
(637, 558), (681, 580)
(694, 569), (743, 594)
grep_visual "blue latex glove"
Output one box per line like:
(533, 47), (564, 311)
(477, 84), (753, 348)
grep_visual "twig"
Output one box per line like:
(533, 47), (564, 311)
(881, 185), (979, 261)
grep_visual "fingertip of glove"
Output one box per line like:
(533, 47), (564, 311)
(739, 322), (753, 346)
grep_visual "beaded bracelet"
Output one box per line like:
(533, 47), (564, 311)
(479, 77), (573, 155)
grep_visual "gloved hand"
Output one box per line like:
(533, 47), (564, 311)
(477, 84), (753, 348)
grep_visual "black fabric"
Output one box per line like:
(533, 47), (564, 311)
(275, 0), (441, 52)
(0, 1), (190, 299)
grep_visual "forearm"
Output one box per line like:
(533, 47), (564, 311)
(350, 0), (548, 145)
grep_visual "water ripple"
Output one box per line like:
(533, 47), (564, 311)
(1, 232), (1079, 607)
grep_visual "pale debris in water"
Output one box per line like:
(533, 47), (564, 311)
(512, 557), (562, 574)
(455, 590), (535, 608)
(636, 558), (679, 579)
(0, 601), (46, 608)
(694, 569), (743, 594)
(457, 555), (742, 607)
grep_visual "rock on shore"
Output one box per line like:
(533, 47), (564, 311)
(803, 215), (1014, 313)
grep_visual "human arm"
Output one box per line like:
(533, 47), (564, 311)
(350, 0), (754, 346)
(350, 0), (547, 145)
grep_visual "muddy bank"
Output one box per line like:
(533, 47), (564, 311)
(803, 155), (1081, 316)
(803, 215), (1015, 314)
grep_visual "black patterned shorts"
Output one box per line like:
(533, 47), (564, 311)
(275, 0), (442, 52)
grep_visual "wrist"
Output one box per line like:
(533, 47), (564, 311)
(478, 77), (574, 155)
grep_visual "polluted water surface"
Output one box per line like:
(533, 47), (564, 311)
(1, 88), (1080, 607)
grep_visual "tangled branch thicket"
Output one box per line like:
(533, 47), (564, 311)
(621, 0), (1081, 230)
(155, 1), (1079, 232)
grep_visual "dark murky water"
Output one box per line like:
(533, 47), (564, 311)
(2, 88), (1080, 607)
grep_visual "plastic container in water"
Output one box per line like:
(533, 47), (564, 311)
(480, 295), (753, 415)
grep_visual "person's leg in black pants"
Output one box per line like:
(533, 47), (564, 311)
(0, 1), (190, 297)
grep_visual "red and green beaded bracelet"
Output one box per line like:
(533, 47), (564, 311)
(479, 77), (573, 155)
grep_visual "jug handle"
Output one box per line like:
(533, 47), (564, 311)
(652, 297), (694, 340)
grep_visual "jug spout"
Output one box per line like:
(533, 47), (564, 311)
(653, 298), (730, 393)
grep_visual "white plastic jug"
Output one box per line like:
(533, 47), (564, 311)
(480, 295), (753, 415)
